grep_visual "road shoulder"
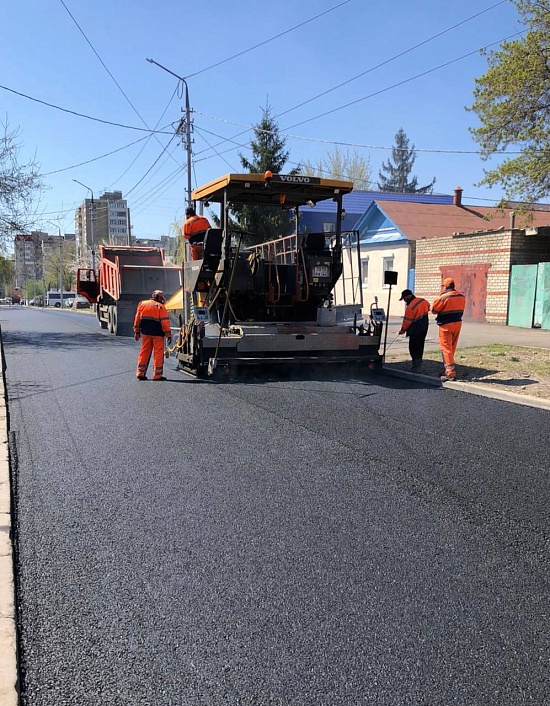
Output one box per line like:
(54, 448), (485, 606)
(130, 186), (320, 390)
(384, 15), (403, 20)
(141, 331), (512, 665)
(0, 335), (18, 705)
(383, 366), (550, 411)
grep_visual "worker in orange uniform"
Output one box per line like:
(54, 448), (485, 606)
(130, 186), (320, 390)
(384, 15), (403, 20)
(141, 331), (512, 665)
(431, 277), (466, 381)
(183, 206), (211, 260)
(133, 290), (172, 381)
(398, 289), (431, 372)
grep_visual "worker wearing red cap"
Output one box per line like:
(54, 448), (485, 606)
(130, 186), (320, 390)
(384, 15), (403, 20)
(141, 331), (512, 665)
(431, 277), (465, 381)
(183, 207), (211, 260)
(133, 290), (172, 381)
(398, 289), (431, 371)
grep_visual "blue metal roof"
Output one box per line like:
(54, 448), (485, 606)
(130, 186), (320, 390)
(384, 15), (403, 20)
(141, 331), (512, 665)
(301, 190), (453, 215)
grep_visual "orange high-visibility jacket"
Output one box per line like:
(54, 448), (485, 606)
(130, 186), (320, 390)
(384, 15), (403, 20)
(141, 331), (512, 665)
(432, 289), (465, 325)
(183, 215), (211, 242)
(401, 296), (430, 335)
(133, 299), (171, 337)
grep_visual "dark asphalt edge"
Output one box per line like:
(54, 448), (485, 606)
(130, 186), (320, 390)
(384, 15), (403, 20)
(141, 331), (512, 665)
(382, 366), (550, 411)
(0, 326), (18, 705)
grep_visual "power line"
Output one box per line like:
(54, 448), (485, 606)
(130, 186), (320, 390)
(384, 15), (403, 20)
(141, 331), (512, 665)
(41, 133), (158, 176)
(0, 83), (174, 134)
(189, 3), (512, 162)
(282, 30), (525, 132)
(275, 0), (508, 119)
(192, 30), (528, 163)
(59, 0), (182, 178)
(106, 90), (180, 188)
(124, 134), (178, 198)
(183, 0), (353, 79)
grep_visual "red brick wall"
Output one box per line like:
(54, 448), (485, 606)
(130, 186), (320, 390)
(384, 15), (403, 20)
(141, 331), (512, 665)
(415, 231), (514, 323)
(413, 228), (550, 323)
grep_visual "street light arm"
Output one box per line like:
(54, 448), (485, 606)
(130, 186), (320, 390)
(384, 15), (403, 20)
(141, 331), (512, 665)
(147, 57), (192, 209)
(73, 180), (96, 271)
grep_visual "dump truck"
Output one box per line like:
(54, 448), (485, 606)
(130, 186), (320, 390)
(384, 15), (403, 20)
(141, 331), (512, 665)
(167, 172), (385, 376)
(77, 244), (180, 336)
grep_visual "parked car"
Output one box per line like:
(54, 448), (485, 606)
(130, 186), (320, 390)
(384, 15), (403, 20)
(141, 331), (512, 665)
(65, 296), (90, 309)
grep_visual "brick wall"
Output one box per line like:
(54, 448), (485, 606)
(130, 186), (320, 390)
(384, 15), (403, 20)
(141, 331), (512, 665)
(415, 229), (550, 323)
(510, 231), (550, 265)
(415, 230), (513, 323)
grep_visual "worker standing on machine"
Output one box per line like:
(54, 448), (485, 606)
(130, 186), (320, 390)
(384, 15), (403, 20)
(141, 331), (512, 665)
(134, 290), (172, 381)
(432, 277), (465, 381)
(183, 207), (211, 260)
(398, 289), (431, 372)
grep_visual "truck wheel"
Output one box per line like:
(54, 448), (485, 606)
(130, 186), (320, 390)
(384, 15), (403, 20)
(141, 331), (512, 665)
(107, 306), (114, 334)
(98, 305), (108, 329)
(111, 306), (119, 335)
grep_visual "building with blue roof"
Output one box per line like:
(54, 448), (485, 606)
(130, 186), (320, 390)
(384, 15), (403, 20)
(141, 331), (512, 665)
(299, 190), (452, 235)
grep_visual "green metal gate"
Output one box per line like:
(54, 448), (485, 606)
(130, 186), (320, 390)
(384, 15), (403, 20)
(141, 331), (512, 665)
(508, 264), (538, 328)
(534, 262), (550, 330)
(509, 263), (550, 329)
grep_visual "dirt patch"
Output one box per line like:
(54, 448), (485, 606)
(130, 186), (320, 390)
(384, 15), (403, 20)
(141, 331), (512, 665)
(384, 344), (550, 400)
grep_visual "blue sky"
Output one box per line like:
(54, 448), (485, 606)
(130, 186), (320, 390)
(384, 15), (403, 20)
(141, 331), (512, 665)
(2, 0), (523, 240)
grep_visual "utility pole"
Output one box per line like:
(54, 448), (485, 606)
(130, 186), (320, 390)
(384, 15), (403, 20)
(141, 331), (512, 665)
(58, 240), (63, 309)
(146, 58), (193, 210)
(47, 221), (63, 308)
(73, 180), (96, 271)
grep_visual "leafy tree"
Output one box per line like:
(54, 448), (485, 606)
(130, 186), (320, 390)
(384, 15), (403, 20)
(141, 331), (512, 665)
(302, 147), (372, 189)
(44, 241), (76, 291)
(0, 256), (14, 296)
(469, 0), (550, 202)
(170, 219), (186, 265)
(23, 279), (43, 302)
(233, 105), (299, 245)
(0, 120), (43, 250)
(377, 128), (436, 193)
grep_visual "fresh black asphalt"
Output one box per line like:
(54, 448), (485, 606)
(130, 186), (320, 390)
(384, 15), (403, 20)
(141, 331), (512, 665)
(1, 307), (549, 705)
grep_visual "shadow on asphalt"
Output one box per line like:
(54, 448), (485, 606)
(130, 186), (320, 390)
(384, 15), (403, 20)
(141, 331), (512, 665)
(384, 358), (542, 389)
(468, 377), (539, 387)
(0, 330), (130, 352)
(172, 363), (438, 390)
(1, 329), (437, 391)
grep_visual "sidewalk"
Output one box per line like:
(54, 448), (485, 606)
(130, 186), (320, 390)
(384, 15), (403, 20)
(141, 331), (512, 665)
(382, 319), (550, 412)
(0, 351), (17, 705)
(382, 318), (550, 356)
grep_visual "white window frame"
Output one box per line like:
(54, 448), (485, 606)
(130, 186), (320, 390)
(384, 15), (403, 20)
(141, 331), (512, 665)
(382, 256), (394, 288)
(361, 258), (369, 286)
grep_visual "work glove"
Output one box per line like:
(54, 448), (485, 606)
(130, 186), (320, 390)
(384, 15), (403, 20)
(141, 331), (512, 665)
(398, 329), (405, 335)
(134, 333), (140, 341)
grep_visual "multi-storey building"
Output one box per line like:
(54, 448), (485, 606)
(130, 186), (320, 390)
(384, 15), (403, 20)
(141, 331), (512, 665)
(133, 235), (177, 262)
(75, 190), (131, 264)
(14, 232), (45, 287)
(14, 232), (76, 291)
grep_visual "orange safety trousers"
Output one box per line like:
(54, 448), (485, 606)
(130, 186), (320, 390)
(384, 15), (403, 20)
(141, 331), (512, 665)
(136, 335), (165, 380)
(189, 243), (204, 260)
(438, 322), (462, 378)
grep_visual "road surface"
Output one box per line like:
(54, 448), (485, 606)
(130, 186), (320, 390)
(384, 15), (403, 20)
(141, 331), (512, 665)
(1, 306), (549, 705)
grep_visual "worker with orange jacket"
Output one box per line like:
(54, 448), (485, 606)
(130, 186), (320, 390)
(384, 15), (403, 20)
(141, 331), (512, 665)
(431, 277), (466, 381)
(183, 206), (211, 261)
(133, 290), (172, 381)
(398, 289), (431, 371)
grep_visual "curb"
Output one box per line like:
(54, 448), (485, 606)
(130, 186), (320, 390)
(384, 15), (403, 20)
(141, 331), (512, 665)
(0, 339), (17, 705)
(382, 366), (550, 411)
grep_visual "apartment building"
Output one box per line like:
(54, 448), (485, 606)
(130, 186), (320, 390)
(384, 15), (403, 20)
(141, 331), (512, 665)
(75, 190), (131, 264)
(14, 232), (76, 290)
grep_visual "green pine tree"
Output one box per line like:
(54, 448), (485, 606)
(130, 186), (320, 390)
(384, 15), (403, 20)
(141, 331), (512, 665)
(377, 128), (435, 194)
(232, 105), (299, 245)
